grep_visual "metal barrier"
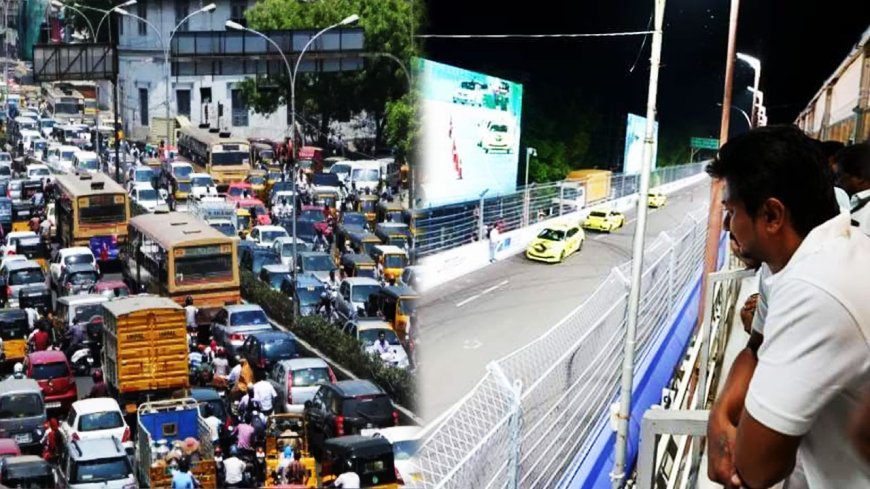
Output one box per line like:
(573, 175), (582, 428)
(414, 203), (711, 489)
(414, 162), (706, 258)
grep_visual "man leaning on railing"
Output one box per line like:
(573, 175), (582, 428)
(705, 125), (870, 489)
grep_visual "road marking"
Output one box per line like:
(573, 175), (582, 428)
(463, 339), (482, 350)
(455, 279), (509, 307)
(594, 234), (610, 241)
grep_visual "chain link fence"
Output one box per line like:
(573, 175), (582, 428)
(414, 204), (711, 489)
(415, 162), (706, 258)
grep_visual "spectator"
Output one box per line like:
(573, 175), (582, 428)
(833, 143), (870, 235)
(820, 140), (851, 212)
(705, 125), (870, 488)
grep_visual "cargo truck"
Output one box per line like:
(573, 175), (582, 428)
(101, 296), (189, 418)
(565, 169), (612, 204)
(136, 398), (217, 489)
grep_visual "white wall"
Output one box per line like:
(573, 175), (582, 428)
(829, 57), (862, 124)
(117, 0), (289, 142)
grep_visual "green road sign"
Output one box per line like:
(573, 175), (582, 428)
(690, 137), (720, 150)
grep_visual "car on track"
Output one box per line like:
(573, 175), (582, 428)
(648, 192), (667, 208)
(582, 209), (625, 232)
(525, 223), (585, 263)
(477, 118), (514, 154)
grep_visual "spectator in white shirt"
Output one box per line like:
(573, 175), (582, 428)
(253, 378), (278, 416)
(833, 142), (870, 235)
(706, 125), (870, 489)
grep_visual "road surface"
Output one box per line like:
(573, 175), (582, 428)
(417, 179), (710, 421)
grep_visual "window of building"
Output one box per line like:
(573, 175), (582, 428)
(177, 89), (191, 117)
(139, 88), (148, 126)
(230, 0), (248, 27)
(119, 13), (124, 36)
(231, 89), (248, 127)
(137, 3), (147, 36)
(175, 2), (190, 33)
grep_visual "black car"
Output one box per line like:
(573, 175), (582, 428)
(304, 380), (397, 459)
(238, 330), (299, 372)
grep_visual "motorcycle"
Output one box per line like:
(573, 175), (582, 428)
(70, 342), (96, 376)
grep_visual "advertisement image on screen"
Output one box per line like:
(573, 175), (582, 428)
(623, 113), (659, 175)
(416, 58), (524, 208)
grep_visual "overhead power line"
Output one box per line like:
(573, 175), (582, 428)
(416, 30), (655, 39)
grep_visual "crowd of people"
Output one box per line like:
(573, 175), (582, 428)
(705, 126), (870, 489)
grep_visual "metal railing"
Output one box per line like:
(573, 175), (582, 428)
(414, 162), (706, 258)
(414, 203), (711, 489)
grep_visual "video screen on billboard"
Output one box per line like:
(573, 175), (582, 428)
(623, 113), (659, 175)
(416, 58), (524, 208)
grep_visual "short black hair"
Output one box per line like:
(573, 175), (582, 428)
(706, 125), (838, 237)
(820, 140), (846, 160)
(835, 143), (870, 181)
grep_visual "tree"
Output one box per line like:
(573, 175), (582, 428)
(242, 0), (421, 151)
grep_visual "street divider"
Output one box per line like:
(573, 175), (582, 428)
(419, 172), (710, 291)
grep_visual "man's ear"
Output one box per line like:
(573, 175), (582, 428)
(760, 198), (787, 234)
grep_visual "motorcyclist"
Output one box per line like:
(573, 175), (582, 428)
(313, 228), (327, 252)
(222, 446), (247, 488)
(332, 459), (361, 488)
(29, 322), (51, 352)
(87, 369), (110, 398)
(7, 362), (25, 380)
(64, 316), (87, 361)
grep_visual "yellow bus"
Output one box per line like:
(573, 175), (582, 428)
(55, 172), (131, 260)
(123, 212), (240, 312)
(177, 125), (251, 190)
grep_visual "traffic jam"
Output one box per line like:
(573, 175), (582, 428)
(0, 81), (419, 488)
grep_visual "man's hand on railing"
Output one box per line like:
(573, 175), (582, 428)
(740, 293), (759, 334)
(707, 409), (742, 488)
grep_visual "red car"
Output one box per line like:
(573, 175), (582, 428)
(24, 351), (78, 412)
(94, 279), (129, 299)
(226, 182), (254, 203)
(237, 198), (272, 225)
(0, 438), (21, 459)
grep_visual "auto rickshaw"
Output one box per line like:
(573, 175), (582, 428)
(339, 254), (377, 279)
(311, 188), (339, 214)
(14, 235), (49, 271)
(371, 245), (408, 283)
(264, 413), (317, 488)
(0, 309), (29, 365)
(375, 222), (412, 249)
(320, 436), (399, 489)
(236, 208), (253, 239)
(346, 230), (382, 257)
(10, 201), (33, 232)
(237, 198), (272, 226)
(245, 170), (268, 201)
(376, 201), (405, 225)
(355, 194), (379, 227)
(372, 285), (418, 343)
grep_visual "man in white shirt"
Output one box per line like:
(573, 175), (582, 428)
(833, 142), (870, 235)
(253, 378), (278, 416)
(705, 126), (870, 488)
(333, 460), (361, 488)
(222, 447), (247, 488)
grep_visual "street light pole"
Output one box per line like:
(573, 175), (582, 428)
(226, 14), (359, 286)
(737, 52), (761, 127)
(612, 0), (666, 486)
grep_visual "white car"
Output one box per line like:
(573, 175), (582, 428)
(452, 80), (486, 106)
(49, 247), (97, 287)
(190, 172), (218, 199)
(2, 231), (37, 256)
(478, 119), (514, 154)
(25, 163), (52, 183)
(59, 398), (134, 454)
(72, 150), (100, 174)
(360, 426), (422, 486)
(0, 152), (12, 166)
(46, 144), (79, 174)
(271, 237), (312, 267)
(247, 225), (289, 248)
(130, 183), (168, 213)
(19, 129), (42, 152)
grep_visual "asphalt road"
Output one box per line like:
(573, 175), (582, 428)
(416, 179), (710, 422)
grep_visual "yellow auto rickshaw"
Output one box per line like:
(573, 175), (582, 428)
(14, 235), (49, 271)
(375, 223), (412, 249)
(245, 170), (268, 201)
(355, 195), (379, 227)
(372, 285), (418, 343)
(376, 201), (405, 225)
(0, 309), (29, 365)
(320, 436), (399, 489)
(339, 253), (377, 279)
(371, 245), (408, 283)
(11, 202), (33, 232)
(345, 230), (382, 257)
(236, 208), (253, 239)
(264, 414), (317, 488)
(311, 189), (339, 215)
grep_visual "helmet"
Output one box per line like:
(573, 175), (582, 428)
(13, 363), (23, 375)
(92, 369), (103, 383)
(229, 445), (239, 457)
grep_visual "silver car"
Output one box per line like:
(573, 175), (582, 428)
(270, 357), (335, 414)
(211, 304), (274, 359)
(334, 277), (381, 324)
(2, 260), (47, 308)
(57, 437), (136, 489)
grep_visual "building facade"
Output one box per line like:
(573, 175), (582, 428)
(117, 0), (288, 143)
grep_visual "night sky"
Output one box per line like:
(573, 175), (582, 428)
(422, 0), (870, 161)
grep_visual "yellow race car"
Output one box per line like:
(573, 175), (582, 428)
(648, 192), (667, 208)
(582, 210), (626, 232)
(525, 223), (586, 263)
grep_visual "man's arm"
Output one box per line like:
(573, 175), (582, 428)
(734, 410), (801, 488)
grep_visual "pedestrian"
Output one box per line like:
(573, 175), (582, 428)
(488, 223), (500, 263)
